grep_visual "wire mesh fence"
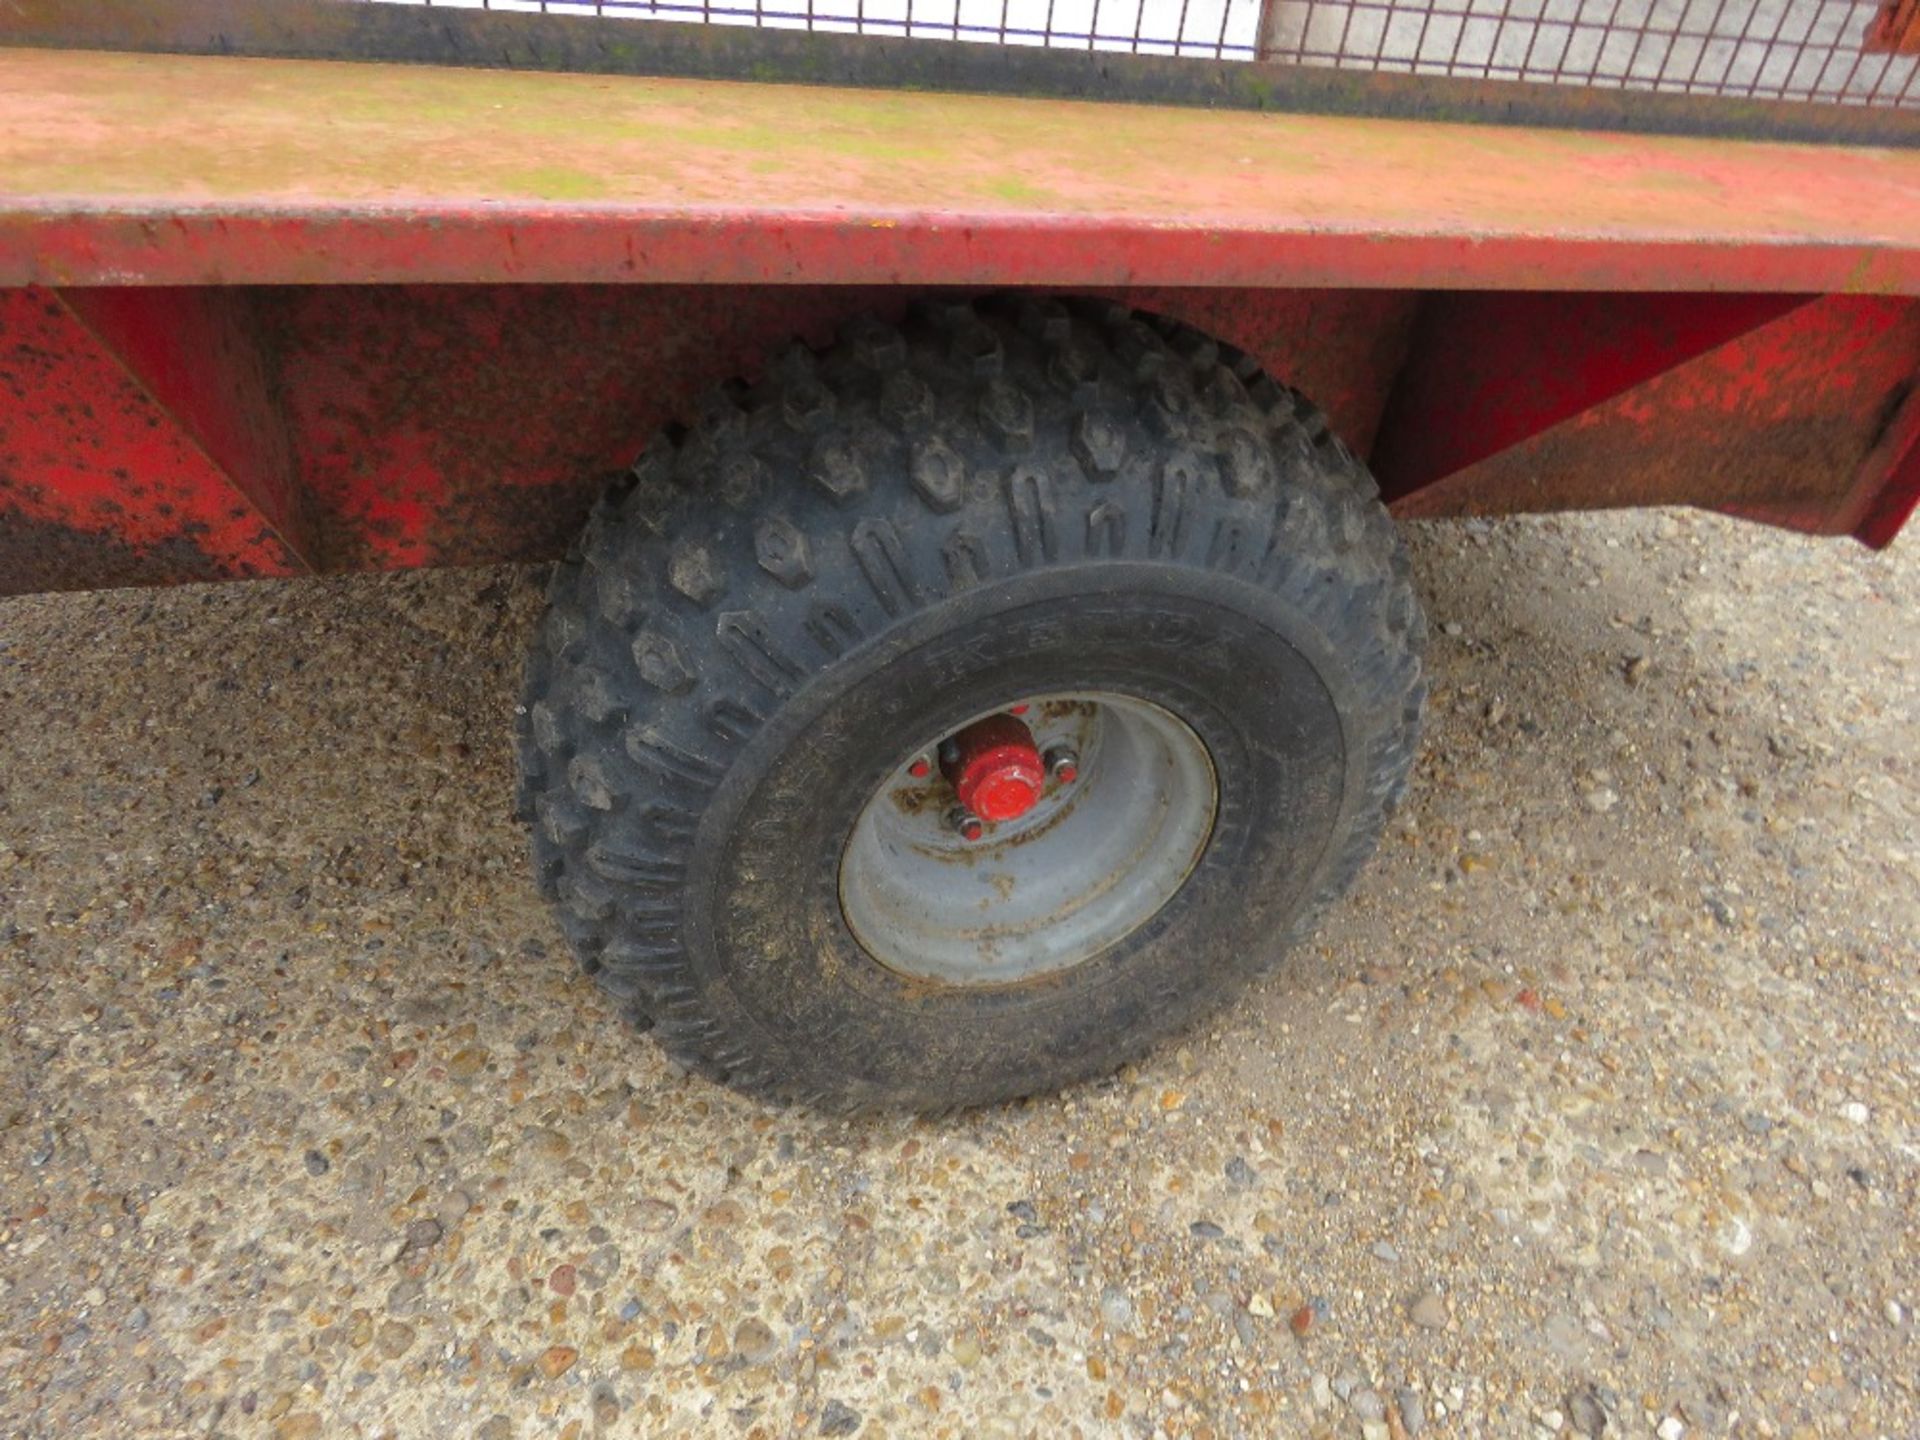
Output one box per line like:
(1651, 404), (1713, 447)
(368, 0), (1264, 58)
(359, 0), (1919, 103)
(1266, 0), (1917, 103)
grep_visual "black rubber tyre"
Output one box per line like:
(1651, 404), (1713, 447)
(516, 297), (1425, 1111)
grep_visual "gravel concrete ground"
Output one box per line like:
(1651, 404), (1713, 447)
(1, 507), (1914, 1440)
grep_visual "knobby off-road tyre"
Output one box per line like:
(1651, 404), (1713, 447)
(516, 297), (1425, 1112)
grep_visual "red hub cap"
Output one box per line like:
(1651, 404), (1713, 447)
(941, 713), (1046, 823)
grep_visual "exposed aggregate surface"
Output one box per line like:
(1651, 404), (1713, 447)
(1, 508), (1914, 1439)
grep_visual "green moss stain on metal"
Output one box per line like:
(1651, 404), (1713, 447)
(4, 46), (1919, 270)
(501, 168), (614, 202)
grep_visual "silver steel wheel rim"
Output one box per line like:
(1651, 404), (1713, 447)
(838, 693), (1218, 986)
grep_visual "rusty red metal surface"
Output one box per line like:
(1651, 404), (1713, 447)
(261, 285), (901, 573)
(3, 49), (1920, 296)
(0, 283), (1415, 588)
(23, 209), (1916, 296)
(1370, 293), (1808, 499)
(0, 287), (306, 592)
(1389, 294), (1920, 537)
(63, 288), (309, 554)
(1848, 374), (1920, 547)
(5, 280), (1913, 599)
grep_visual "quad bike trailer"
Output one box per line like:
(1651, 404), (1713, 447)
(3, 0), (1919, 1109)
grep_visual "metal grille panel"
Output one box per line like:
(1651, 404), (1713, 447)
(364, 0), (1919, 102)
(371, 0), (1266, 57)
(1266, 0), (1917, 104)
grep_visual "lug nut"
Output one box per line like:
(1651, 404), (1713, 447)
(1045, 747), (1080, 784)
(907, 756), (931, 779)
(948, 807), (985, 841)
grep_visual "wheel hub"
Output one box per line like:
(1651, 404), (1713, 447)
(940, 713), (1046, 822)
(838, 693), (1218, 987)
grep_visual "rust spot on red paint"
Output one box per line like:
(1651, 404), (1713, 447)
(7, 277), (1916, 594)
(0, 286), (304, 593)
(263, 283), (911, 571)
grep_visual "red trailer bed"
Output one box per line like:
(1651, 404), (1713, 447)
(5, 46), (1919, 295)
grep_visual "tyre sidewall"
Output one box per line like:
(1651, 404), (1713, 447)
(681, 560), (1374, 1108)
